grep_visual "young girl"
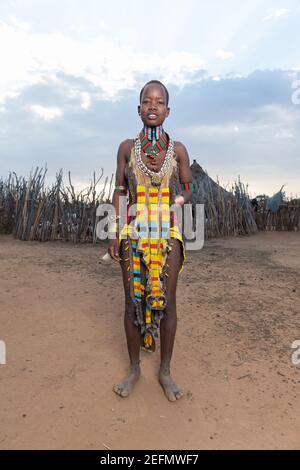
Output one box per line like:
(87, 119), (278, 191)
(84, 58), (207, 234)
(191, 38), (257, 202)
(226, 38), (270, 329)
(108, 80), (193, 402)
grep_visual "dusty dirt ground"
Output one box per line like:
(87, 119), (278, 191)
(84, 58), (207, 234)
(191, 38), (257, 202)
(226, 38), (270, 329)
(0, 231), (299, 450)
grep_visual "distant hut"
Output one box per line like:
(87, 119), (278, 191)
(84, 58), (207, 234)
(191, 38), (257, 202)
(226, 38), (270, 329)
(190, 159), (257, 239)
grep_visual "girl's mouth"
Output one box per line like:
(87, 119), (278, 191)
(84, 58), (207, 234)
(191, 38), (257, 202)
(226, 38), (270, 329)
(147, 114), (158, 119)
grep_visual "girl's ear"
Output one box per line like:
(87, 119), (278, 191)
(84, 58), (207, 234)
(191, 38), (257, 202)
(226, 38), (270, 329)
(137, 105), (141, 115)
(166, 107), (170, 117)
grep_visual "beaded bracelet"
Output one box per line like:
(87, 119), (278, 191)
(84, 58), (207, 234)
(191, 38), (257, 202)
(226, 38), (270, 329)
(180, 182), (195, 192)
(115, 185), (127, 192)
(115, 175), (127, 192)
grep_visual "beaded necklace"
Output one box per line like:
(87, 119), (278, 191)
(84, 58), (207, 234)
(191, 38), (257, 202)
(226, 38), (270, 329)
(135, 132), (174, 186)
(139, 125), (168, 160)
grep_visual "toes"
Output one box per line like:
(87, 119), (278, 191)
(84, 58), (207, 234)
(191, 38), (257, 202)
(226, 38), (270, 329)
(113, 382), (131, 398)
(113, 384), (122, 395)
(166, 392), (176, 401)
(120, 388), (130, 397)
(175, 389), (184, 400)
(165, 389), (177, 402)
(114, 384), (127, 396)
(159, 376), (184, 402)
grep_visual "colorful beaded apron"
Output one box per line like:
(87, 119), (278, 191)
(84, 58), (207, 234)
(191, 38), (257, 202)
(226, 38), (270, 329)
(119, 138), (186, 352)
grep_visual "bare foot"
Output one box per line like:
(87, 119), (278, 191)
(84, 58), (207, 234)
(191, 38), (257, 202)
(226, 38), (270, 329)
(113, 364), (140, 398)
(159, 367), (184, 402)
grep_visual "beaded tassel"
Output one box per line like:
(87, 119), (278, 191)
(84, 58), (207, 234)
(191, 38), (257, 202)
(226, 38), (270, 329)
(161, 187), (170, 240)
(132, 239), (142, 303)
(140, 185), (170, 351)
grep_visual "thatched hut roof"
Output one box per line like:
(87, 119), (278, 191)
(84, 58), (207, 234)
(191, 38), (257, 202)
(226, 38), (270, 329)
(190, 159), (231, 202)
(189, 159), (257, 238)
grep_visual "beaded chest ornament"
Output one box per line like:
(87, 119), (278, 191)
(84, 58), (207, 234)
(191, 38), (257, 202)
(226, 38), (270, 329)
(135, 131), (174, 187)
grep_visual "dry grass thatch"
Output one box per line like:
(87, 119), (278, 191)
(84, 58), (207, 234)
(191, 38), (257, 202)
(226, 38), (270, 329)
(190, 160), (258, 238)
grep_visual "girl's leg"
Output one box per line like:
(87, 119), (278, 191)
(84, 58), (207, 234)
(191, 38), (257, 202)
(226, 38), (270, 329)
(113, 239), (145, 397)
(159, 238), (184, 401)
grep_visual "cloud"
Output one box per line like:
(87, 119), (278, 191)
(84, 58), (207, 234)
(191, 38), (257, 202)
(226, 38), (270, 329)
(167, 70), (300, 195)
(0, 2), (299, 197)
(0, 17), (205, 107)
(181, 123), (240, 141)
(7, 15), (31, 31)
(216, 49), (234, 61)
(167, 69), (297, 129)
(0, 67), (299, 196)
(262, 8), (290, 22)
(31, 105), (63, 121)
(274, 129), (294, 139)
(80, 92), (91, 110)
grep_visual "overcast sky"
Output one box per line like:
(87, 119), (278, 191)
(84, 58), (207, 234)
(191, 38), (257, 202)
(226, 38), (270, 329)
(0, 0), (299, 197)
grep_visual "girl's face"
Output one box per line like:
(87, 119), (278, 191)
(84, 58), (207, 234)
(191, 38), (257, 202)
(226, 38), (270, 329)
(138, 84), (170, 127)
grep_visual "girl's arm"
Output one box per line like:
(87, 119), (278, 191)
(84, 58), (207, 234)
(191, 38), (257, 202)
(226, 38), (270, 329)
(108, 140), (129, 261)
(175, 142), (194, 206)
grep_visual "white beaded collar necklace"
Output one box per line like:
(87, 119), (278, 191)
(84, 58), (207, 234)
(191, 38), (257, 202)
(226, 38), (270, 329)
(134, 133), (174, 187)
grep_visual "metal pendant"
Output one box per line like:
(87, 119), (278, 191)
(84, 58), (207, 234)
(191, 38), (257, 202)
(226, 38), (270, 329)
(151, 174), (161, 186)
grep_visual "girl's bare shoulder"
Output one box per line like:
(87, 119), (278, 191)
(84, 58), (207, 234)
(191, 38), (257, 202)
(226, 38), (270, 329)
(118, 138), (135, 163)
(173, 140), (188, 163)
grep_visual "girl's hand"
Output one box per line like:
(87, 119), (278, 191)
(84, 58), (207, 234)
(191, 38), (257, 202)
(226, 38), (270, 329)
(174, 194), (185, 207)
(108, 238), (121, 262)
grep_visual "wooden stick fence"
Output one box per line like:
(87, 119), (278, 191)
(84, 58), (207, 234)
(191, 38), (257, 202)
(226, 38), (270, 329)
(255, 199), (300, 232)
(0, 167), (299, 241)
(0, 168), (114, 242)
